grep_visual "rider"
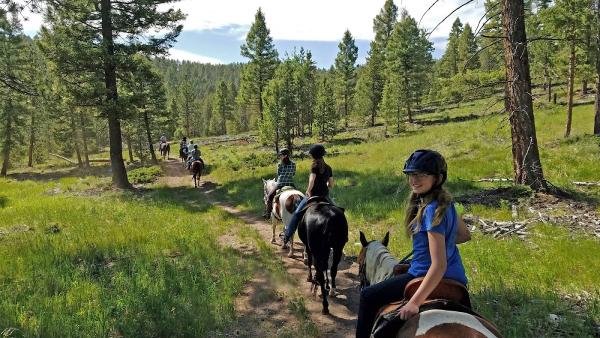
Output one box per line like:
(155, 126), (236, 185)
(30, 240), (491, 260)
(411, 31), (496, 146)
(190, 144), (203, 165)
(180, 136), (187, 150)
(355, 149), (471, 338)
(263, 148), (297, 219)
(186, 140), (196, 168)
(159, 135), (167, 144)
(281, 144), (333, 246)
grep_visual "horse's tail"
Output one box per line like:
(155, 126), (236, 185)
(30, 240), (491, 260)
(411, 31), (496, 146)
(310, 204), (348, 272)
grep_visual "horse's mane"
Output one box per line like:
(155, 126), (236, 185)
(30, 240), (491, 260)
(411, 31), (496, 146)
(365, 241), (399, 285)
(265, 179), (278, 195)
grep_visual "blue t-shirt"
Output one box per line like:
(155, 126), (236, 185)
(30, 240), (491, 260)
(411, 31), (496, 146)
(407, 201), (468, 285)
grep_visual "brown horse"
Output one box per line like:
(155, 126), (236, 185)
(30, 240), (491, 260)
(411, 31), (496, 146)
(159, 142), (170, 160)
(358, 232), (503, 338)
(191, 160), (204, 188)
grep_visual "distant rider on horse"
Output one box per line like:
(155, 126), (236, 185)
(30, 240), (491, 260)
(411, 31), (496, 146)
(187, 144), (203, 170)
(263, 148), (297, 219)
(282, 144), (333, 246)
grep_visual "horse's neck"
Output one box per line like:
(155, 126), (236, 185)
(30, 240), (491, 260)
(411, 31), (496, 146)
(366, 243), (400, 285)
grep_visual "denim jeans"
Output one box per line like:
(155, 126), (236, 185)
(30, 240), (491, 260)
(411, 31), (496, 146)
(355, 273), (415, 338)
(284, 196), (308, 239)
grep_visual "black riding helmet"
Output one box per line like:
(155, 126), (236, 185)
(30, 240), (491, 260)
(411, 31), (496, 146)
(403, 149), (448, 186)
(278, 148), (290, 156)
(308, 144), (326, 159)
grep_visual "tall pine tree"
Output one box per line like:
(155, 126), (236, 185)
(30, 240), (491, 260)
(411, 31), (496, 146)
(334, 30), (358, 129)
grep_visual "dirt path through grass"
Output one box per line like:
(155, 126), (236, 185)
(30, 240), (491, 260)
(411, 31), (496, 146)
(160, 160), (360, 337)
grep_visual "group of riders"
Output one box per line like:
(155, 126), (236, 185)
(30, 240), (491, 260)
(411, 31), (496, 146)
(158, 135), (204, 169)
(264, 145), (476, 337)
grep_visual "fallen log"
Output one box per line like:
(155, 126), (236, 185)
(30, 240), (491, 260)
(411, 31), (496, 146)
(49, 153), (76, 164)
(475, 178), (513, 182)
(572, 181), (600, 187)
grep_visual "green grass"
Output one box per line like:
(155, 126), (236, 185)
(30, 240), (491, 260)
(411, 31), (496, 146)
(127, 165), (162, 184)
(0, 177), (258, 337)
(199, 99), (600, 337)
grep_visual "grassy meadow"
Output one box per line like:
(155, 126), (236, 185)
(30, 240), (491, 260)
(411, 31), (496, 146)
(198, 98), (600, 337)
(1, 97), (599, 337)
(0, 173), (273, 337)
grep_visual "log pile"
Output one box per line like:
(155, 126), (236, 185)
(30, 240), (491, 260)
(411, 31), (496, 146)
(463, 214), (530, 240)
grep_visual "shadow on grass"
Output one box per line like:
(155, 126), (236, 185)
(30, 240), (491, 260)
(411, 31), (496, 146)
(139, 185), (214, 214)
(0, 195), (7, 208)
(8, 164), (112, 182)
(413, 112), (489, 126)
(472, 286), (599, 338)
(212, 169), (483, 222)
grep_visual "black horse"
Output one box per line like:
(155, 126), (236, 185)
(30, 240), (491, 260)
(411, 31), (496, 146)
(179, 146), (188, 164)
(297, 198), (348, 315)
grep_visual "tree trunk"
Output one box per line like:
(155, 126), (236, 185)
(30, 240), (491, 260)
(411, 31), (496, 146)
(595, 0), (600, 135)
(548, 77), (552, 103)
(143, 110), (158, 164)
(27, 108), (35, 167)
(344, 92), (349, 129)
(79, 110), (90, 167)
(69, 112), (82, 168)
(544, 66), (552, 102)
(125, 134), (134, 163)
(565, 41), (576, 138)
(101, 0), (130, 188)
(502, 0), (548, 191)
(1, 99), (13, 176)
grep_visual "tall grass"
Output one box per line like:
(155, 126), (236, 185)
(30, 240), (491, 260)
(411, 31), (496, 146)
(0, 177), (252, 337)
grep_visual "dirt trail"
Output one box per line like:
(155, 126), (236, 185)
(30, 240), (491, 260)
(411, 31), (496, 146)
(159, 160), (360, 338)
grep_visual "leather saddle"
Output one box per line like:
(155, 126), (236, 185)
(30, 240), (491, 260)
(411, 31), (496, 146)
(371, 278), (474, 338)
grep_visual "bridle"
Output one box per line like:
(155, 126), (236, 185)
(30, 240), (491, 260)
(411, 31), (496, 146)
(357, 245), (369, 291)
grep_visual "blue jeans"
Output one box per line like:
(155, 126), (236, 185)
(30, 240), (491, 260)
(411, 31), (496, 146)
(284, 197), (309, 240)
(355, 273), (415, 338)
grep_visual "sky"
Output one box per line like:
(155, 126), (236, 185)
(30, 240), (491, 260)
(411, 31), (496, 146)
(18, 0), (487, 68)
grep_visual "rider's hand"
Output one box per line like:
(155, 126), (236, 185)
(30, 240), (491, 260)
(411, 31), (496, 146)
(398, 301), (419, 320)
(305, 191), (311, 197)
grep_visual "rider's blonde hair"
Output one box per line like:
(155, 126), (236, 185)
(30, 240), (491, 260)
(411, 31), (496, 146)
(403, 175), (452, 236)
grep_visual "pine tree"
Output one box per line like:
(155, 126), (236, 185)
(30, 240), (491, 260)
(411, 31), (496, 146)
(355, 0), (398, 127)
(457, 24), (479, 72)
(42, 0), (184, 187)
(479, 0), (504, 72)
(212, 81), (232, 135)
(240, 8), (279, 122)
(545, 0), (594, 137)
(381, 11), (433, 131)
(334, 30), (358, 129)
(0, 9), (30, 175)
(439, 18), (463, 77)
(314, 76), (337, 141)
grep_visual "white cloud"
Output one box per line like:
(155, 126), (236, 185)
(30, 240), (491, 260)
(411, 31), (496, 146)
(167, 49), (224, 64)
(178, 0), (486, 42)
(16, 0), (486, 50)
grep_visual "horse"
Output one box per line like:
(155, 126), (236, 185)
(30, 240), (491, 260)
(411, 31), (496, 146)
(297, 198), (348, 315)
(190, 160), (204, 188)
(262, 179), (304, 257)
(179, 146), (188, 164)
(357, 231), (503, 338)
(159, 142), (170, 160)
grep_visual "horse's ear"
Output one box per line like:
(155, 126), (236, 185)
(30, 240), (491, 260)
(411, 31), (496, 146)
(359, 231), (368, 247)
(262, 178), (266, 184)
(382, 232), (390, 247)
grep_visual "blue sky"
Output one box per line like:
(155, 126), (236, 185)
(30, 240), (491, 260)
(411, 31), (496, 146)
(20, 0), (485, 68)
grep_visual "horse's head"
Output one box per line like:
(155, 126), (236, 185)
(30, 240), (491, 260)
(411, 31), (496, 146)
(262, 178), (277, 204)
(357, 231), (390, 290)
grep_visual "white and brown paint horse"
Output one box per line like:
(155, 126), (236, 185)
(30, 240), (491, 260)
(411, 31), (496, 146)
(263, 179), (304, 257)
(358, 231), (503, 338)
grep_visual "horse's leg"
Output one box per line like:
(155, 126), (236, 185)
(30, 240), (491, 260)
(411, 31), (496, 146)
(306, 248), (313, 283)
(315, 268), (329, 315)
(271, 217), (277, 244)
(287, 234), (294, 258)
(329, 247), (343, 297)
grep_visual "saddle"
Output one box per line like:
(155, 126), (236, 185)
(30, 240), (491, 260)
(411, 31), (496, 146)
(272, 186), (299, 220)
(371, 279), (474, 338)
(299, 196), (344, 213)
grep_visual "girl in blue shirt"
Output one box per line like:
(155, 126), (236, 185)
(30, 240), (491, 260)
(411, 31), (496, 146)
(356, 149), (471, 338)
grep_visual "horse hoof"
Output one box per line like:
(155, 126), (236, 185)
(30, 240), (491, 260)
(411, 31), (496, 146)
(287, 251), (294, 258)
(281, 244), (288, 250)
(329, 288), (338, 297)
(322, 308), (329, 315)
(306, 276), (312, 283)
(271, 238), (276, 244)
(303, 258), (308, 266)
